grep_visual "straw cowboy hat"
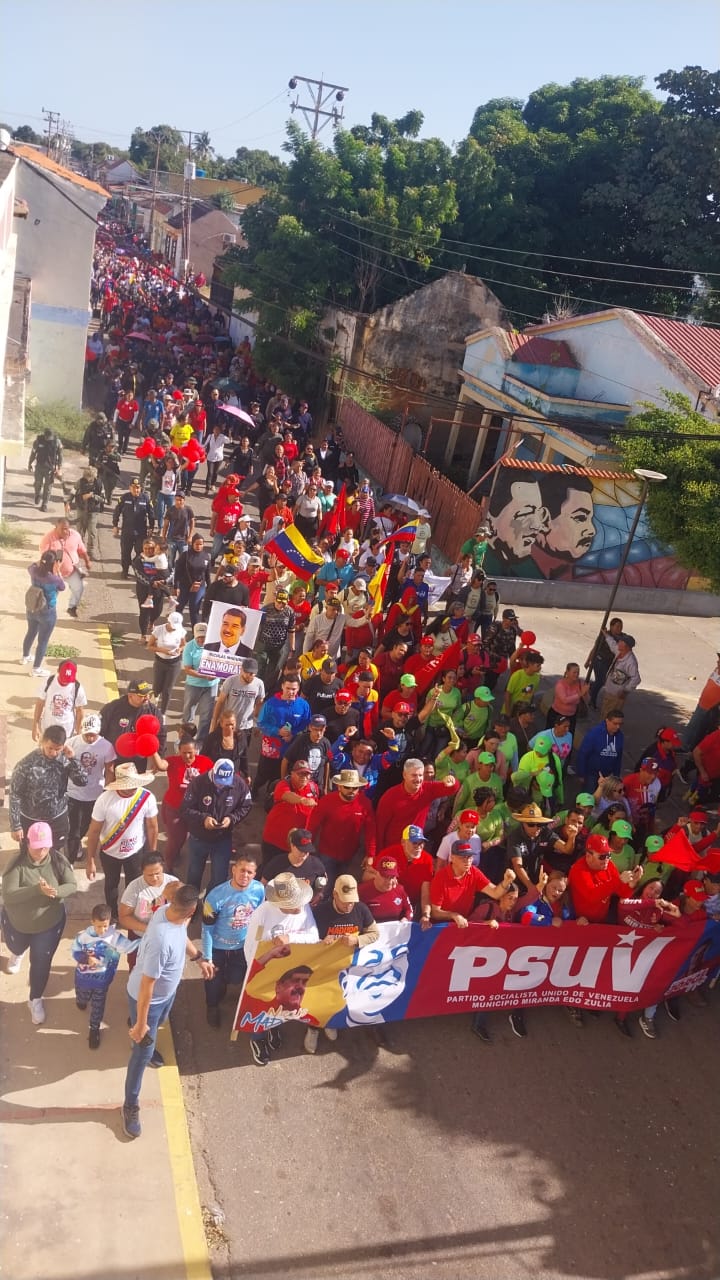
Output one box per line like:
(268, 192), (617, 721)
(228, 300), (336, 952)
(105, 762), (154, 791)
(330, 768), (369, 790)
(265, 872), (313, 910)
(510, 802), (553, 824)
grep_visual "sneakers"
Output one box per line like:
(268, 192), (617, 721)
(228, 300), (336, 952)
(28, 998), (46, 1025)
(304, 1027), (319, 1054)
(509, 1011), (527, 1038)
(471, 1017), (492, 1043)
(148, 1050), (164, 1068)
(664, 998), (681, 1022)
(638, 1015), (657, 1040)
(614, 1014), (632, 1038)
(267, 1025), (282, 1052)
(67, 606), (78, 618)
(89, 1027), (101, 1049)
(33, 667), (51, 678)
(20, 655), (32, 666)
(206, 1005), (221, 1028)
(6, 952), (22, 974)
(121, 1103), (141, 1139)
(323, 1027), (338, 1042)
(250, 1038), (270, 1066)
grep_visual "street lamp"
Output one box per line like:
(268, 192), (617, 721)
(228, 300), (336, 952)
(586, 466), (667, 674)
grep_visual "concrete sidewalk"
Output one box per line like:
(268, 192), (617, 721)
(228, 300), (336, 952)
(0, 448), (211, 1280)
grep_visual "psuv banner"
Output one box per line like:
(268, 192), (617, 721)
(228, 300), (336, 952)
(232, 919), (720, 1035)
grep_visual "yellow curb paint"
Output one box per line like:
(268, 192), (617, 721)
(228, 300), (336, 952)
(157, 1026), (213, 1280)
(97, 625), (212, 1280)
(96, 626), (119, 698)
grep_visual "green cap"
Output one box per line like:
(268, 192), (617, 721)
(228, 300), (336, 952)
(537, 770), (555, 797)
(400, 673), (416, 688)
(473, 686), (494, 702)
(534, 735), (553, 757)
(611, 819), (633, 839)
(576, 793), (595, 807)
(478, 751), (496, 765)
(645, 835), (665, 853)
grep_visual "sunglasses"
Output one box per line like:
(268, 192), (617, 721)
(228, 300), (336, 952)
(595, 853), (612, 861)
(525, 822), (541, 829)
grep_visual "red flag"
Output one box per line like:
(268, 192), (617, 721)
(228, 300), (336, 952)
(414, 641), (463, 698)
(317, 483), (346, 541)
(648, 828), (696, 872)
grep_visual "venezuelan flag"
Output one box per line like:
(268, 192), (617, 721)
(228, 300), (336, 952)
(368, 544), (394, 618)
(383, 519), (420, 545)
(265, 522), (326, 581)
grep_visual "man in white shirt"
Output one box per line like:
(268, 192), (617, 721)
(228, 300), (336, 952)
(33, 660), (87, 739)
(119, 850), (180, 968)
(65, 713), (116, 861)
(86, 763), (159, 919)
(147, 611), (186, 714)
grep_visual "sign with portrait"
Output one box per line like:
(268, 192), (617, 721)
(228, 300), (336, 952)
(232, 918), (720, 1034)
(198, 600), (263, 680)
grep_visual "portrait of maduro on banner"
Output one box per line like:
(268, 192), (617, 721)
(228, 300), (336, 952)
(482, 459), (696, 590)
(198, 601), (263, 680)
(232, 918), (720, 1034)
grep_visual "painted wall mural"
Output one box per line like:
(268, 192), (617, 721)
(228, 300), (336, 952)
(482, 460), (699, 590)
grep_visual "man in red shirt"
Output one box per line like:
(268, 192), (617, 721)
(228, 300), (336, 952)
(375, 759), (459, 848)
(692, 727), (720, 802)
(262, 761), (319, 861)
(114, 391), (140, 455)
(367, 824), (434, 919)
(358, 855), (413, 922)
(309, 767), (376, 885)
(568, 833), (643, 923)
(430, 841), (516, 927)
(374, 643), (410, 701)
(381, 677), (418, 720)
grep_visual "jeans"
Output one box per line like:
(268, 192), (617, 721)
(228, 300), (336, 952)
(156, 491), (175, 525)
(205, 460), (222, 491)
(100, 850), (143, 919)
(182, 684), (215, 742)
(22, 607), (57, 667)
(67, 796), (95, 860)
(124, 991), (177, 1107)
(186, 833), (232, 891)
(152, 656), (182, 715)
(166, 538), (188, 574)
(1, 907), (65, 999)
(683, 705), (718, 751)
(211, 533), (226, 562)
(65, 568), (85, 610)
(204, 948), (247, 1007)
(177, 585), (205, 628)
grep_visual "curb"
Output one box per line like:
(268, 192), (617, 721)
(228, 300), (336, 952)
(97, 613), (213, 1280)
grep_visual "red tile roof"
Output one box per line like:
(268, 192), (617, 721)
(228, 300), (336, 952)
(502, 458), (634, 480)
(10, 143), (108, 198)
(506, 332), (578, 369)
(635, 314), (720, 388)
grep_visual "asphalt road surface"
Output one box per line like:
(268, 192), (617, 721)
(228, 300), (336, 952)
(84, 468), (719, 1280)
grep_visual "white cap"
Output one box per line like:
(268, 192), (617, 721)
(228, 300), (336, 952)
(81, 713), (102, 734)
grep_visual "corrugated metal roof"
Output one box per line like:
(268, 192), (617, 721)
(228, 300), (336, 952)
(10, 143), (108, 198)
(636, 314), (720, 388)
(502, 458), (635, 480)
(506, 332), (579, 369)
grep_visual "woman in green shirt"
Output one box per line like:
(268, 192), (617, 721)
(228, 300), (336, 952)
(421, 670), (462, 757)
(2, 820), (77, 1025)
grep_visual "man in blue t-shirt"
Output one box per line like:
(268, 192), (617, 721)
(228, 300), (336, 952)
(201, 852), (265, 1027)
(123, 884), (213, 1139)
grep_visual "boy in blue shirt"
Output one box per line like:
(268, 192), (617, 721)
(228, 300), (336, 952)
(202, 852), (265, 1027)
(72, 903), (136, 1049)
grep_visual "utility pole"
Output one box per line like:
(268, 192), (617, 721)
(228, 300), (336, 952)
(41, 107), (60, 157)
(148, 130), (165, 252)
(181, 129), (194, 279)
(288, 75), (349, 139)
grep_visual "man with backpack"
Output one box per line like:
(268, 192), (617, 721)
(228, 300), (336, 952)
(32, 660), (88, 742)
(28, 430), (63, 512)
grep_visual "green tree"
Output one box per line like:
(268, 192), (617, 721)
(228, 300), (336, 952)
(129, 124), (185, 172)
(211, 190), (236, 212)
(216, 147), (286, 186)
(614, 391), (720, 590)
(5, 123), (43, 144)
(193, 131), (214, 163)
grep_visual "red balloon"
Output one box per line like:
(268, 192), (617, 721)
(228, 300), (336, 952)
(153, 442), (166, 459)
(134, 445), (145, 459)
(520, 630), (537, 646)
(136, 732), (160, 756)
(135, 714), (161, 735)
(195, 446), (206, 462)
(116, 732), (138, 757)
(170, 445), (182, 456)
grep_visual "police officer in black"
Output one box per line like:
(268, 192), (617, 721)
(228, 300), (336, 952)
(113, 478), (155, 577)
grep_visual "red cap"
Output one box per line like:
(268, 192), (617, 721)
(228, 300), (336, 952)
(689, 810), (708, 824)
(57, 660), (78, 686)
(394, 701), (412, 714)
(683, 880), (708, 902)
(335, 690), (352, 704)
(420, 636), (434, 647)
(659, 728), (682, 748)
(335, 549), (350, 561)
(467, 634), (482, 644)
(376, 855), (400, 877)
(586, 834), (611, 856)
(459, 809), (480, 825)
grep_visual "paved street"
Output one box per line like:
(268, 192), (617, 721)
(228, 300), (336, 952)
(4, 447), (720, 1280)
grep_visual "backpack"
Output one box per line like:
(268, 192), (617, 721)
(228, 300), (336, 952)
(25, 585), (48, 616)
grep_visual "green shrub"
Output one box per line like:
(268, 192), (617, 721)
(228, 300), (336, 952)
(26, 401), (91, 450)
(0, 519), (27, 549)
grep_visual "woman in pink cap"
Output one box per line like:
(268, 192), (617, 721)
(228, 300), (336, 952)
(1, 821), (77, 1025)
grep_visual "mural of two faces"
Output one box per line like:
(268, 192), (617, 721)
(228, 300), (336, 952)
(482, 461), (696, 590)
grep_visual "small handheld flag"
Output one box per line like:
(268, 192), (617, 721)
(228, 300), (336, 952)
(265, 523), (325, 582)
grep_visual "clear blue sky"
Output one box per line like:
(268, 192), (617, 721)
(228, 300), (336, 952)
(1, 0), (717, 154)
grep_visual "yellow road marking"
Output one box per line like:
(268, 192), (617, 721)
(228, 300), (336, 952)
(97, 626), (212, 1280)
